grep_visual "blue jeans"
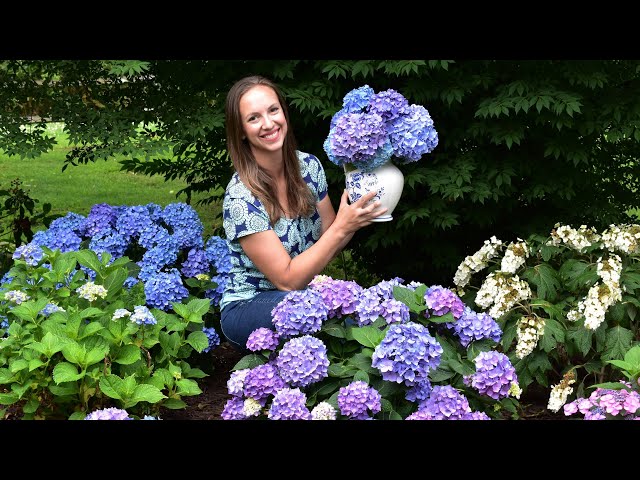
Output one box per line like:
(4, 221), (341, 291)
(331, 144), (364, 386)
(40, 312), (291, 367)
(220, 290), (296, 351)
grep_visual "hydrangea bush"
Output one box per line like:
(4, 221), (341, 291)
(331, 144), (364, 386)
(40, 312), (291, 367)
(323, 85), (439, 173)
(221, 275), (523, 420)
(453, 223), (640, 414)
(0, 202), (231, 420)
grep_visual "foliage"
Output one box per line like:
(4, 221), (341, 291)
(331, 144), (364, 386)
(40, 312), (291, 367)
(2, 60), (640, 283)
(221, 276), (523, 420)
(454, 222), (640, 412)
(0, 201), (229, 419)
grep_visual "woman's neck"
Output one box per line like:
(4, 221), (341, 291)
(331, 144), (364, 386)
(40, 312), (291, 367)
(254, 150), (285, 179)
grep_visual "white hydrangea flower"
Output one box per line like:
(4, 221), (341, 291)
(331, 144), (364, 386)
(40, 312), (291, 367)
(76, 282), (108, 302)
(515, 315), (546, 359)
(453, 236), (503, 289)
(243, 398), (262, 417)
(500, 239), (529, 274)
(3, 290), (30, 305)
(547, 371), (576, 412)
(311, 401), (337, 420)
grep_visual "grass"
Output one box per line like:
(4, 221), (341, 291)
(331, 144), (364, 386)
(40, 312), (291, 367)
(0, 123), (222, 237)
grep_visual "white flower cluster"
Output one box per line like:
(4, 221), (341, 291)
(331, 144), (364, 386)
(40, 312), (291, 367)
(547, 371), (576, 412)
(548, 224), (600, 251)
(500, 239), (529, 274)
(453, 236), (503, 291)
(311, 401), (337, 420)
(76, 282), (108, 302)
(475, 272), (532, 319)
(112, 308), (131, 321)
(601, 223), (640, 255)
(567, 254), (623, 330)
(243, 398), (262, 417)
(515, 315), (546, 359)
(508, 381), (522, 400)
(3, 290), (30, 305)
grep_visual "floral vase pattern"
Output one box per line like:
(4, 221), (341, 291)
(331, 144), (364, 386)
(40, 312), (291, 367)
(344, 161), (404, 222)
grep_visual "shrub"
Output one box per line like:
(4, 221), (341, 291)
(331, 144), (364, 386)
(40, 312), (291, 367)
(453, 223), (640, 412)
(221, 276), (523, 420)
(0, 201), (230, 419)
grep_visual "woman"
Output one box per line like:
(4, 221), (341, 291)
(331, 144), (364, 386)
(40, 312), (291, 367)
(219, 75), (386, 351)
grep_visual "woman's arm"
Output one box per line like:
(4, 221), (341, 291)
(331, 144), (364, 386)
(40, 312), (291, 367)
(239, 189), (386, 291)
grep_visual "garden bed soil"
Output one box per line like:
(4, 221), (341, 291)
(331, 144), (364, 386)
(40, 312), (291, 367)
(159, 341), (566, 421)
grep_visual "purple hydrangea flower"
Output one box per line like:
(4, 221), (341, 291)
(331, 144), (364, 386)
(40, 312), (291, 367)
(405, 378), (432, 403)
(227, 369), (250, 397)
(448, 307), (502, 347)
(390, 104), (438, 163)
(354, 288), (382, 326)
(243, 363), (286, 403)
(369, 277), (405, 301)
(371, 322), (443, 386)
(85, 407), (133, 420)
(308, 275), (363, 318)
(271, 289), (329, 338)
(369, 89), (409, 123)
(276, 335), (329, 388)
(267, 387), (312, 420)
(424, 285), (465, 320)
(379, 298), (410, 325)
(417, 385), (472, 420)
(337, 381), (382, 420)
(82, 203), (118, 237)
(221, 397), (247, 420)
(464, 351), (517, 400)
(246, 327), (280, 352)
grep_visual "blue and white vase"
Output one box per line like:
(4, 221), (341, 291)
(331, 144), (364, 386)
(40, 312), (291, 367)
(344, 160), (404, 222)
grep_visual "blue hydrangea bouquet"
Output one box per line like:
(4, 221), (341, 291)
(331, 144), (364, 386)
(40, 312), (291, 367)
(323, 85), (439, 173)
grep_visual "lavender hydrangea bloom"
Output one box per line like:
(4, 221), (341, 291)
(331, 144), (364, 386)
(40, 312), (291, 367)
(369, 277), (405, 300)
(227, 369), (250, 397)
(337, 381), (382, 420)
(221, 397), (247, 420)
(12, 243), (44, 266)
(379, 298), (410, 325)
(449, 307), (502, 347)
(276, 335), (329, 388)
(369, 89), (409, 123)
(417, 385), (473, 420)
(308, 276), (363, 318)
(464, 351), (517, 400)
(424, 285), (465, 319)
(371, 322), (443, 386)
(271, 289), (328, 338)
(143, 269), (189, 311)
(202, 326), (221, 353)
(405, 378), (432, 403)
(267, 388), (312, 420)
(85, 407), (133, 420)
(390, 104), (438, 163)
(243, 363), (286, 402)
(354, 288), (382, 326)
(246, 327), (280, 352)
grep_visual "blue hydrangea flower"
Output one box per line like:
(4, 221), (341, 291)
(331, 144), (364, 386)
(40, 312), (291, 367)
(32, 229), (82, 253)
(342, 85), (375, 112)
(464, 351), (518, 401)
(390, 104), (438, 163)
(115, 205), (155, 241)
(202, 326), (221, 353)
(276, 335), (329, 388)
(369, 89), (409, 123)
(89, 228), (128, 263)
(246, 327), (280, 352)
(143, 269), (189, 311)
(371, 322), (443, 386)
(267, 387), (312, 420)
(39, 303), (65, 317)
(162, 203), (204, 249)
(85, 407), (133, 420)
(448, 307), (502, 347)
(205, 273), (228, 306)
(424, 285), (465, 319)
(12, 243), (44, 266)
(48, 212), (86, 234)
(271, 289), (329, 338)
(181, 248), (211, 278)
(205, 236), (232, 274)
(129, 305), (157, 326)
(369, 277), (405, 300)
(82, 203), (118, 237)
(337, 381), (382, 420)
(405, 378), (432, 403)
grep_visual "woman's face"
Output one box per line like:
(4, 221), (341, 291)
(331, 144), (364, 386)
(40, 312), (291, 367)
(239, 85), (288, 156)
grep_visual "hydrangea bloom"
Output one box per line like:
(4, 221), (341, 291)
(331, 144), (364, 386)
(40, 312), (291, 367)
(112, 308), (131, 321)
(267, 387), (312, 420)
(448, 307), (502, 347)
(271, 289), (328, 338)
(416, 385), (473, 420)
(85, 407), (133, 420)
(129, 305), (157, 326)
(424, 285), (465, 319)
(308, 275), (363, 318)
(324, 85), (438, 173)
(371, 322), (443, 386)
(563, 383), (640, 419)
(246, 327), (280, 352)
(202, 326), (221, 353)
(4, 290), (30, 304)
(227, 369), (250, 397)
(276, 335), (329, 388)
(464, 351), (518, 400)
(221, 396), (247, 420)
(243, 363), (286, 402)
(39, 303), (65, 316)
(12, 243), (44, 266)
(337, 381), (382, 420)
(311, 401), (337, 420)
(143, 269), (189, 311)
(76, 282), (108, 302)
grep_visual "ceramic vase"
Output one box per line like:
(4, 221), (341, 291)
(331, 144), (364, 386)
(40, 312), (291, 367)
(344, 161), (404, 222)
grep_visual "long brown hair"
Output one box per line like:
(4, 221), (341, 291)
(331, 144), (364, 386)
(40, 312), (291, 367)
(225, 75), (316, 225)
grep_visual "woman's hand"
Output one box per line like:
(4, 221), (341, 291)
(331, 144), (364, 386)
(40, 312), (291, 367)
(334, 189), (388, 234)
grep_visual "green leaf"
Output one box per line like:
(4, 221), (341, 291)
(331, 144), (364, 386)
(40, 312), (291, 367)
(538, 317), (564, 351)
(521, 263), (560, 301)
(429, 366), (456, 382)
(103, 268), (128, 301)
(322, 323), (346, 338)
(75, 250), (103, 275)
(52, 362), (84, 384)
(172, 303), (191, 319)
(232, 354), (266, 371)
(346, 352), (377, 374)
(351, 325), (386, 348)
(427, 312), (454, 324)
(61, 342), (85, 365)
(129, 384), (167, 405)
(187, 330), (210, 353)
(624, 345), (640, 366)
(566, 327), (593, 356)
(448, 358), (475, 376)
(52, 252), (78, 275)
(99, 375), (125, 400)
(49, 383), (79, 397)
(601, 326), (634, 361)
(186, 298), (212, 317)
(84, 346), (108, 367)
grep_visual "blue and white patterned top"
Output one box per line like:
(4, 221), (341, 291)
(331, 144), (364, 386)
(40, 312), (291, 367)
(219, 151), (328, 311)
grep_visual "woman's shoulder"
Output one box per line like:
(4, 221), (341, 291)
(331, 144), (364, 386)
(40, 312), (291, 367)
(224, 173), (256, 203)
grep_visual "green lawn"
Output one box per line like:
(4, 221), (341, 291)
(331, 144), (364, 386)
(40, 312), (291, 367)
(0, 123), (222, 237)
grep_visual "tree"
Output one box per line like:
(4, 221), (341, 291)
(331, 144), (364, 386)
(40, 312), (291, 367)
(1, 60), (639, 284)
